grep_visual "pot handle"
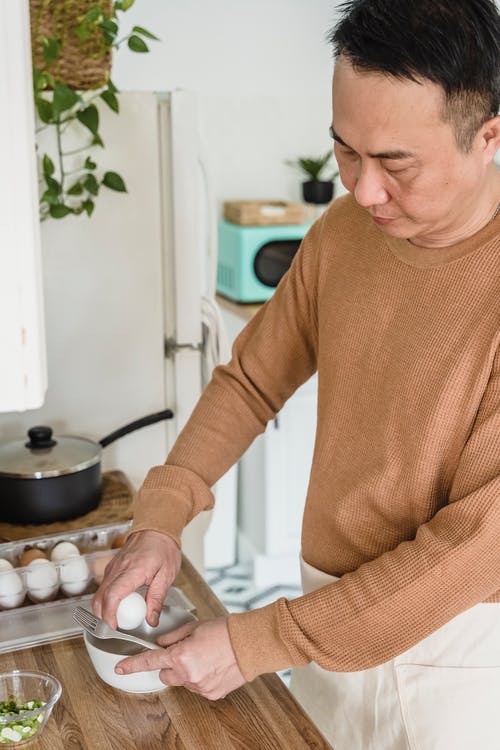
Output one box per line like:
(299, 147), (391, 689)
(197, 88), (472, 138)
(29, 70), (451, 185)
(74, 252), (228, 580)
(99, 409), (174, 448)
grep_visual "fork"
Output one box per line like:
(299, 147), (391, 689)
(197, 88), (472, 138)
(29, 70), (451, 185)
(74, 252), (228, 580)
(73, 606), (162, 650)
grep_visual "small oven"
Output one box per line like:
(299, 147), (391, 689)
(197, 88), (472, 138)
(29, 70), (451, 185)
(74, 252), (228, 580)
(216, 220), (311, 303)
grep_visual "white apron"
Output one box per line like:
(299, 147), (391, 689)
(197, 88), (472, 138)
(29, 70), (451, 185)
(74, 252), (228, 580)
(290, 556), (500, 750)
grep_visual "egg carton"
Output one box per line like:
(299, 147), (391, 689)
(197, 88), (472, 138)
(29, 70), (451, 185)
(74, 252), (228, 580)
(0, 522), (195, 653)
(0, 521), (133, 610)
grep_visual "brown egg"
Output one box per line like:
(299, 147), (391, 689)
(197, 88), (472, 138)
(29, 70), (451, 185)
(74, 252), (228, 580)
(111, 533), (127, 549)
(92, 552), (115, 585)
(18, 548), (48, 567)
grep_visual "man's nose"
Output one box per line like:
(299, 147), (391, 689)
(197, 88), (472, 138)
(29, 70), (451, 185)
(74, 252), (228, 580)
(354, 162), (390, 207)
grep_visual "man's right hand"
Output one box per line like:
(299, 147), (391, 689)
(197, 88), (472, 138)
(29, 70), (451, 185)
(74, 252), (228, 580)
(92, 529), (181, 629)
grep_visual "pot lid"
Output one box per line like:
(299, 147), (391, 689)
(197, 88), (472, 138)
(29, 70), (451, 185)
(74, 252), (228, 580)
(0, 426), (101, 479)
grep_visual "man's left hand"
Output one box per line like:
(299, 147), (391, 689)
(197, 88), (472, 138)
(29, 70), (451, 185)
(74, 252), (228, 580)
(115, 617), (246, 700)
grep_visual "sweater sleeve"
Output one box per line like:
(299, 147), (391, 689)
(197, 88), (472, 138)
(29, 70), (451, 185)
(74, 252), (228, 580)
(227, 342), (500, 679)
(130, 214), (321, 545)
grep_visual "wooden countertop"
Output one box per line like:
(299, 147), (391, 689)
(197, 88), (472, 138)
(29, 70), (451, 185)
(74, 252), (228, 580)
(0, 555), (332, 749)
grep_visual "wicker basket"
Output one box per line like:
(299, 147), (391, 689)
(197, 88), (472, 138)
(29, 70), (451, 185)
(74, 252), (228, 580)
(223, 200), (307, 226)
(30, 0), (113, 90)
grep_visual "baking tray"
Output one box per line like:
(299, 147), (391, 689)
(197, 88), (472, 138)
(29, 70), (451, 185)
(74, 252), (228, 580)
(0, 522), (195, 653)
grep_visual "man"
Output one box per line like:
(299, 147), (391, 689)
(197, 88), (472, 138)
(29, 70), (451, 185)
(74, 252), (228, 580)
(94, 1), (500, 747)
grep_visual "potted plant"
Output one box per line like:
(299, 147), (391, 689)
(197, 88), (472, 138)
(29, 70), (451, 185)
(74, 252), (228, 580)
(287, 151), (339, 205)
(31, 0), (158, 221)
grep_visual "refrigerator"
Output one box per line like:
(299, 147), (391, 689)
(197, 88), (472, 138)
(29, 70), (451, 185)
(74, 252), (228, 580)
(0, 87), (237, 573)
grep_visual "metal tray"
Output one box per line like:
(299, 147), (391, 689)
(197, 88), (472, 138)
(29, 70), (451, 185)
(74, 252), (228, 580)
(0, 586), (195, 654)
(0, 522), (195, 653)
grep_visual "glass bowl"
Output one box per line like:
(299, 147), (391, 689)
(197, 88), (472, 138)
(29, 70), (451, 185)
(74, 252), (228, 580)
(0, 670), (62, 745)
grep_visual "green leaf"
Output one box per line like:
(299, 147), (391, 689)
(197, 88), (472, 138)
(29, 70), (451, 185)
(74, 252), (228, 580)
(102, 171), (127, 192)
(40, 187), (60, 205)
(77, 104), (99, 134)
(42, 37), (62, 66)
(36, 98), (54, 123)
(33, 69), (50, 93)
(127, 34), (149, 53)
(73, 24), (90, 42)
(82, 199), (95, 216)
(74, 5), (104, 39)
(85, 5), (104, 24)
(67, 181), (84, 196)
(49, 203), (73, 218)
(100, 19), (118, 35)
(100, 89), (119, 113)
(91, 133), (105, 147)
(42, 154), (55, 177)
(84, 156), (97, 170)
(45, 176), (62, 194)
(106, 79), (119, 94)
(52, 82), (80, 116)
(102, 29), (116, 46)
(83, 173), (99, 195)
(115, 0), (136, 11)
(131, 26), (159, 40)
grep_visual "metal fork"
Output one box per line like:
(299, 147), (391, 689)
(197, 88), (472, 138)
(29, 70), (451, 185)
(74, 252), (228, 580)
(73, 606), (162, 650)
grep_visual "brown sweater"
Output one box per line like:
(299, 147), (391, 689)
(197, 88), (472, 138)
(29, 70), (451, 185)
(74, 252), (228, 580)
(132, 194), (500, 681)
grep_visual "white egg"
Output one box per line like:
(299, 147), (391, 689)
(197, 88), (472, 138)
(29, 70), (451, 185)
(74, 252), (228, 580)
(26, 558), (59, 602)
(0, 565), (25, 609)
(50, 541), (80, 561)
(116, 592), (147, 630)
(60, 556), (90, 596)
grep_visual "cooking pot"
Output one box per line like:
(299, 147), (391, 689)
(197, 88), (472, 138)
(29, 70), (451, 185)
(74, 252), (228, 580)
(0, 409), (173, 524)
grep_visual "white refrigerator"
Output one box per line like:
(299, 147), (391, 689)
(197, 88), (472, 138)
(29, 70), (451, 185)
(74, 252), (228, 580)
(0, 88), (237, 573)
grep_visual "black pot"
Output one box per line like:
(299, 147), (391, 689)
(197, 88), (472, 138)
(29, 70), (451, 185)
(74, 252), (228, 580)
(0, 409), (173, 524)
(302, 180), (334, 205)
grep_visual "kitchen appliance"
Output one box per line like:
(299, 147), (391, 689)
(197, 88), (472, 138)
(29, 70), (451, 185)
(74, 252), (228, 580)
(0, 88), (237, 568)
(0, 410), (173, 524)
(217, 220), (311, 303)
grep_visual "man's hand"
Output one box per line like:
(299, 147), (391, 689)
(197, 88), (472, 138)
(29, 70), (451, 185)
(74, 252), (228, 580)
(115, 617), (246, 701)
(92, 530), (181, 628)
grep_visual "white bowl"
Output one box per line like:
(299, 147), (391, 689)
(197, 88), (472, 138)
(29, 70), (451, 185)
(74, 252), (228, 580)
(83, 605), (196, 693)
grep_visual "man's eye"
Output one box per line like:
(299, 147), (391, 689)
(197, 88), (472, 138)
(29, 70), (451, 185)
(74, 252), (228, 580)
(339, 148), (357, 158)
(386, 166), (410, 174)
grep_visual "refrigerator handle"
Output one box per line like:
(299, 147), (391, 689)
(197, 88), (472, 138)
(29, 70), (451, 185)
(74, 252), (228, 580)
(197, 138), (218, 300)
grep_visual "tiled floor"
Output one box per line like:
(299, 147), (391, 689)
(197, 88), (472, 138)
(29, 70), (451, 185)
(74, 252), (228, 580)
(205, 562), (302, 687)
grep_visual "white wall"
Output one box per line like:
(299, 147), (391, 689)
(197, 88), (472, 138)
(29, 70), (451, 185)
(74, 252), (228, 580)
(113, 0), (339, 203)
(0, 1), (339, 491)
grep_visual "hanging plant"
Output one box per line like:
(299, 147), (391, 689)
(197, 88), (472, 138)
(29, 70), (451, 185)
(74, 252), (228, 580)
(31, 0), (159, 220)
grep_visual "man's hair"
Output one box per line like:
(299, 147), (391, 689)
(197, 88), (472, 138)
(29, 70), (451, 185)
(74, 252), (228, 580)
(329, 0), (500, 152)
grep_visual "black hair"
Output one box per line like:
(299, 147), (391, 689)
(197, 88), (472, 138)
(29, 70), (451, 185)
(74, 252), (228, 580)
(328, 0), (500, 151)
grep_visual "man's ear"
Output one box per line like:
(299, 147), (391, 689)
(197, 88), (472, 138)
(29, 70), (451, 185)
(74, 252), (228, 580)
(479, 114), (500, 164)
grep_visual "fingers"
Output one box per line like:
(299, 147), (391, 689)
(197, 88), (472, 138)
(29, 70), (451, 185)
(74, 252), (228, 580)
(116, 647), (170, 675)
(145, 568), (174, 628)
(94, 570), (146, 627)
(92, 530), (182, 627)
(156, 621), (198, 647)
(115, 622), (247, 703)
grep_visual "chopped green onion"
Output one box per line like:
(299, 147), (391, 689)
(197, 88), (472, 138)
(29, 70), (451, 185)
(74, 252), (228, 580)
(0, 696), (46, 743)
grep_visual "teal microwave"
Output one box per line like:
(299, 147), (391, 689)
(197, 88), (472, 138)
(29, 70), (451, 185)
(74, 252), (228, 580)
(217, 220), (311, 303)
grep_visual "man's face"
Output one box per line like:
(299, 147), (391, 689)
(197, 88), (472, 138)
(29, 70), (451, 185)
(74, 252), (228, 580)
(331, 58), (489, 246)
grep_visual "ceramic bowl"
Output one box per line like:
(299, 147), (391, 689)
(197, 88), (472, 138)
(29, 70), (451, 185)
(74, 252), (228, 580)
(0, 670), (62, 745)
(83, 605), (196, 693)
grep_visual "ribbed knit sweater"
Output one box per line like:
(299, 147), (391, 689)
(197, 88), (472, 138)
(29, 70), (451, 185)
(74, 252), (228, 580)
(132, 194), (500, 681)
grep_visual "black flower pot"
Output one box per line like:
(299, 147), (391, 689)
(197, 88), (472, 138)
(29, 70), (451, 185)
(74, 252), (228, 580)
(302, 180), (334, 205)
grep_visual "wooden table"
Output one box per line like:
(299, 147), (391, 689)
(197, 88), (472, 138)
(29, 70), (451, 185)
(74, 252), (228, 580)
(0, 555), (332, 749)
